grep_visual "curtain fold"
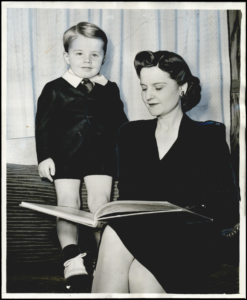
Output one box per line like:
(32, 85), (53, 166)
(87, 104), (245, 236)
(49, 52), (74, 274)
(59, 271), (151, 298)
(7, 8), (231, 164)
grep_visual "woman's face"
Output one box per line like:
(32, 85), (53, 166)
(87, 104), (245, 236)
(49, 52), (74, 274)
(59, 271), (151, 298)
(140, 66), (181, 117)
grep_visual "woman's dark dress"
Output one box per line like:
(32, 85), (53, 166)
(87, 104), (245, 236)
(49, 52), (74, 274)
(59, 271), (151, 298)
(108, 114), (239, 293)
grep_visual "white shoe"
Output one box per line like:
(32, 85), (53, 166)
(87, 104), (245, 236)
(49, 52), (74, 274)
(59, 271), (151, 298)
(64, 253), (88, 279)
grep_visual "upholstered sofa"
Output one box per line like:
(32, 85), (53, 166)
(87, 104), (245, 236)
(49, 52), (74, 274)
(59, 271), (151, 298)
(6, 163), (239, 294)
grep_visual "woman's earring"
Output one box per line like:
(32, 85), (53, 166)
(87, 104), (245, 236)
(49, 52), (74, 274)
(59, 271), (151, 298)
(180, 91), (185, 97)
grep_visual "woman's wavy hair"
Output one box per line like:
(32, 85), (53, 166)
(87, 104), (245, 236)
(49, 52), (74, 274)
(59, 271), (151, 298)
(134, 51), (201, 112)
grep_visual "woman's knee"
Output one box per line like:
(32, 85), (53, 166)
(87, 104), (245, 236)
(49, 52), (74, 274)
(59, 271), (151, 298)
(100, 226), (134, 267)
(101, 225), (120, 246)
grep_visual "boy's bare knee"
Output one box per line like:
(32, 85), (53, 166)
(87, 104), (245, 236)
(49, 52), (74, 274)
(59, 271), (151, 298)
(84, 175), (112, 213)
(87, 195), (109, 214)
(55, 179), (81, 208)
(57, 195), (81, 209)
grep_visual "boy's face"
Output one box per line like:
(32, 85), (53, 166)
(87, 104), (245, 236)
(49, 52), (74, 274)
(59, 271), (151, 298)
(64, 34), (106, 78)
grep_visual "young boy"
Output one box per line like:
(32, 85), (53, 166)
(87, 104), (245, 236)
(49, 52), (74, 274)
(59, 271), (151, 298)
(35, 22), (128, 283)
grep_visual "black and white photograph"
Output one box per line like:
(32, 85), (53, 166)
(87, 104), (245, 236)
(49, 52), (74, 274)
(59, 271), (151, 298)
(2, 2), (246, 298)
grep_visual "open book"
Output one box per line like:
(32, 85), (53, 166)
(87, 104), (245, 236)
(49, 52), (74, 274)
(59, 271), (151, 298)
(20, 201), (213, 228)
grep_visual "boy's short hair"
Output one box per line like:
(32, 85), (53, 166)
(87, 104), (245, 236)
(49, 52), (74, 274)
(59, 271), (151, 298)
(63, 22), (108, 55)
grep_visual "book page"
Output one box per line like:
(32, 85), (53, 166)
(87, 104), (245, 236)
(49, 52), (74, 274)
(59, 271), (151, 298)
(99, 210), (213, 223)
(95, 200), (183, 219)
(20, 202), (97, 227)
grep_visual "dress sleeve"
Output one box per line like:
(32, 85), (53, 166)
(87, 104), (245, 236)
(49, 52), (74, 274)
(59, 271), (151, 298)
(203, 124), (240, 230)
(35, 83), (57, 164)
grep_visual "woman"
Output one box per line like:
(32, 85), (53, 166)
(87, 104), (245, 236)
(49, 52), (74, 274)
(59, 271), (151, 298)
(92, 51), (239, 293)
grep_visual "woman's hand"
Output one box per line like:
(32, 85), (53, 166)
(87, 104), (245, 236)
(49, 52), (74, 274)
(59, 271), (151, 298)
(38, 158), (56, 182)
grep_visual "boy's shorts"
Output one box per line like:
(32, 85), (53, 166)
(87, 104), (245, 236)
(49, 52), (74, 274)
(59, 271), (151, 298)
(44, 132), (116, 182)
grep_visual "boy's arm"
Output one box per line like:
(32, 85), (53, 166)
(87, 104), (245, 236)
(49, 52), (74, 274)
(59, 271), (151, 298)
(38, 158), (55, 182)
(35, 83), (57, 164)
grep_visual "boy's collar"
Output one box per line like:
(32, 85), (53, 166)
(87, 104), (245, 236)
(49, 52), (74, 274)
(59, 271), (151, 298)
(62, 68), (108, 88)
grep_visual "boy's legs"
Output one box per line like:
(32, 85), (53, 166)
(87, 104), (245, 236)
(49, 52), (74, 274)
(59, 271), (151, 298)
(55, 179), (81, 248)
(84, 175), (112, 213)
(54, 179), (88, 282)
(84, 175), (112, 246)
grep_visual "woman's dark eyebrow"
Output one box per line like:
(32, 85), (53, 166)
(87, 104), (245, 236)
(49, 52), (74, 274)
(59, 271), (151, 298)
(153, 82), (166, 85)
(140, 82), (166, 86)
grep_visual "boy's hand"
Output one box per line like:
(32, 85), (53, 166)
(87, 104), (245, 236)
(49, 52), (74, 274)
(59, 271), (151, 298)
(38, 158), (56, 182)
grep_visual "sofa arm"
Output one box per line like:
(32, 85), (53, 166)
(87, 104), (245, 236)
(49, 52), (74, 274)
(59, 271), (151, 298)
(219, 224), (240, 266)
(221, 223), (240, 238)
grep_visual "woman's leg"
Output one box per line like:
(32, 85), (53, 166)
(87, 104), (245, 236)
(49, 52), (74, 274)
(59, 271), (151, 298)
(54, 179), (81, 248)
(92, 226), (134, 293)
(84, 175), (112, 245)
(129, 259), (166, 293)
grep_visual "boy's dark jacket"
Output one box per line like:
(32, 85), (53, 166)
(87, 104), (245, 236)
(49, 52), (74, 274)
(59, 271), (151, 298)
(35, 77), (128, 164)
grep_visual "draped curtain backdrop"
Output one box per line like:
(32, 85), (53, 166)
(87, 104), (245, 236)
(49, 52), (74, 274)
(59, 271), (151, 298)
(7, 9), (231, 165)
